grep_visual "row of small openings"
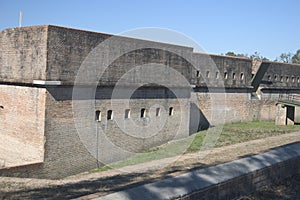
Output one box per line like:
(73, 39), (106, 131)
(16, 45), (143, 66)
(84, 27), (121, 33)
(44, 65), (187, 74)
(142, 107), (174, 118)
(268, 75), (300, 83)
(95, 110), (113, 121)
(224, 72), (244, 80)
(95, 107), (174, 121)
(196, 70), (244, 80)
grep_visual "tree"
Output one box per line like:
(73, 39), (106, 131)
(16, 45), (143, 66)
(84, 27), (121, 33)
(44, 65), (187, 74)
(236, 53), (249, 58)
(250, 51), (262, 60)
(225, 51), (248, 58)
(225, 51), (236, 56)
(279, 52), (292, 63)
(292, 49), (300, 64)
(224, 51), (268, 60)
(262, 57), (269, 61)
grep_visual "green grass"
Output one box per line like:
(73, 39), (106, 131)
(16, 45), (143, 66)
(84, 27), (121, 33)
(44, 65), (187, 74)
(93, 136), (195, 172)
(90, 165), (112, 173)
(185, 131), (207, 153)
(184, 120), (300, 153)
(92, 121), (299, 172)
(216, 121), (299, 147)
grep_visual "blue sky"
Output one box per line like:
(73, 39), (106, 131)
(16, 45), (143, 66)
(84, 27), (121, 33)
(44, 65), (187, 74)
(1, 0), (299, 60)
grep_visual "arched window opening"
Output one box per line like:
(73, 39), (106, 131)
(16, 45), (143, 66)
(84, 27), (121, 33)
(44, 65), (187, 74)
(141, 108), (146, 118)
(95, 110), (101, 122)
(156, 108), (160, 117)
(125, 109), (130, 119)
(107, 110), (113, 120)
(169, 107), (174, 116)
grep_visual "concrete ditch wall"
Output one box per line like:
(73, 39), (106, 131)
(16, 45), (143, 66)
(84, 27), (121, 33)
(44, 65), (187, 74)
(95, 142), (300, 200)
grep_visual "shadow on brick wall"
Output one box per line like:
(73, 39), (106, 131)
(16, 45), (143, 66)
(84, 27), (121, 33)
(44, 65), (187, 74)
(189, 102), (210, 135)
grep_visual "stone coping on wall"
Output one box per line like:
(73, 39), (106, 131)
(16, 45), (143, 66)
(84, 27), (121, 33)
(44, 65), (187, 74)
(94, 142), (300, 200)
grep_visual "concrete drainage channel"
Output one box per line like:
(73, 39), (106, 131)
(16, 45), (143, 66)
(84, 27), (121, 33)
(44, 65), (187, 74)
(93, 142), (300, 200)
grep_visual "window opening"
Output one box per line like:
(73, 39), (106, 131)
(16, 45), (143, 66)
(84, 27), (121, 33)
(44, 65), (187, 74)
(125, 109), (130, 119)
(141, 108), (146, 118)
(169, 107), (174, 116)
(107, 110), (113, 120)
(95, 110), (101, 121)
(156, 108), (160, 117)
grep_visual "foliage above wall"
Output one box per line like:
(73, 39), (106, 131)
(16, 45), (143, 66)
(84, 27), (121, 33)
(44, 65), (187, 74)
(223, 49), (300, 64)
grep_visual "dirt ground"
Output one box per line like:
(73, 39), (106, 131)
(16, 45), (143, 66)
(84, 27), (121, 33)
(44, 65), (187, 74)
(0, 132), (299, 200)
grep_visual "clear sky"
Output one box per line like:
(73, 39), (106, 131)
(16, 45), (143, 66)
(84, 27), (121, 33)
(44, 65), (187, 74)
(1, 0), (299, 60)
